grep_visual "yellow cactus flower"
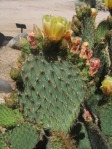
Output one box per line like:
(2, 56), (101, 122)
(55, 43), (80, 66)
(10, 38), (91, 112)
(33, 24), (43, 39)
(104, 0), (112, 9)
(19, 37), (29, 47)
(100, 76), (112, 96)
(42, 15), (71, 41)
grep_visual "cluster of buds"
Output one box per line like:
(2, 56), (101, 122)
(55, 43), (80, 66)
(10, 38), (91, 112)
(70, 38), (100, 77)
(86, 58), (100, 76)
(19, 24), (43, 51)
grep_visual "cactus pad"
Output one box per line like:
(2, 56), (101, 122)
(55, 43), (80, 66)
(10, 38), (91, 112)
(0, 105), (24, 128)
(99, 98), (112, 137)
(0, 132), (5, 149)
(96, 20), (109, 44)
(7, 123), (39, 149)
(81, 18), (95, 48)
(18, 54), (87, 132)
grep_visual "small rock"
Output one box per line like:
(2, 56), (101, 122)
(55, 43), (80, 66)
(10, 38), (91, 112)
(0, 79), (12, 93)
(0, 32), (5, 47)
(0, 98), (5, 105)
(7, 32), (27, 49)
(3, 36), (13, 46)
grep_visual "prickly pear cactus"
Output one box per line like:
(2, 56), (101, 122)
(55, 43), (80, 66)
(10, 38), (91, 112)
(6, 8), (112, 148)
(7, 123), (39, 149)
(18, 53), (87, 132)
(0, 105), (24, 128)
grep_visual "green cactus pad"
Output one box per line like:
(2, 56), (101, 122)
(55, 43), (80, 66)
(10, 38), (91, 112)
(18, 54), (87, 132)
(99, 98), (112, 137)
(81, 18), (95, 49)
(0, 105), (24, 128)
(96, 20), (110, 44)
(0, 132), (5, 149)
(7, 123), (39, 149)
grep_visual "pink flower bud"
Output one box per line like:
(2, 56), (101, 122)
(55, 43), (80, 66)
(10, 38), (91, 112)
(87, 58), (100, 76)
(79, 42), (93, 59)
(83, 109), (92, 122)
(70, 37), (82, 54)
(27, 33), (38, 49)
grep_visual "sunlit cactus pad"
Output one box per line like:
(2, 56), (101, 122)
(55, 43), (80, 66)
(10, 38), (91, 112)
(0, 105), (24, 128)
(7, 123), (39, 149)
(18, 54), (87, 132)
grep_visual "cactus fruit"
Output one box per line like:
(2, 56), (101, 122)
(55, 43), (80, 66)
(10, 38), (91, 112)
(46, 131), (75, 149)
(17, 51), (28, 69)
(7, 123), (39, 149)
(18, 54), (87, 132)
(10, 67), (22, 82)
(0, 105), (24, 128)
(76, 5), (92, 20)
(100, 76), (112, 96)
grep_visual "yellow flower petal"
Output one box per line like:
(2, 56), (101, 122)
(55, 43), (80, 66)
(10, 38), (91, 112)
(54, 23), (65, 41)
(105, 0), (112, 9)
(43, 20), (51, 36)
(42, 15), (71, 41)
